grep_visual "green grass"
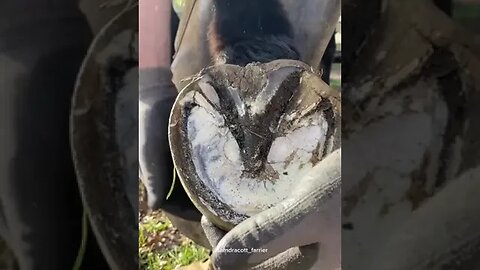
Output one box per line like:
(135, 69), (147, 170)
(454, 3), (480, 19)
(140, 216), (171, 235)
(139, 214), (210, 270)
(140, 243), (210, 270)
(453, 3), (480, 34)
(330, 62), (341, 91)
(331, 79), (341, 90)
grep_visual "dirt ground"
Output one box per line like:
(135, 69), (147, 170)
(139, 185), (210, 270)
(139, 186), (186, 252)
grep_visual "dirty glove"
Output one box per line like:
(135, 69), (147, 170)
(139, 67), (177, 209)
(201, 149), (341, 270)
(370, 165), (480, 270)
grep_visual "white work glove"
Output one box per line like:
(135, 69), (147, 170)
(371, 166), (480, 270)
(201, 149), (341, 270)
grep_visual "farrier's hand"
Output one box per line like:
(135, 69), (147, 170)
(139, 67), (177, 209)
(201, 149), (341, 270)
